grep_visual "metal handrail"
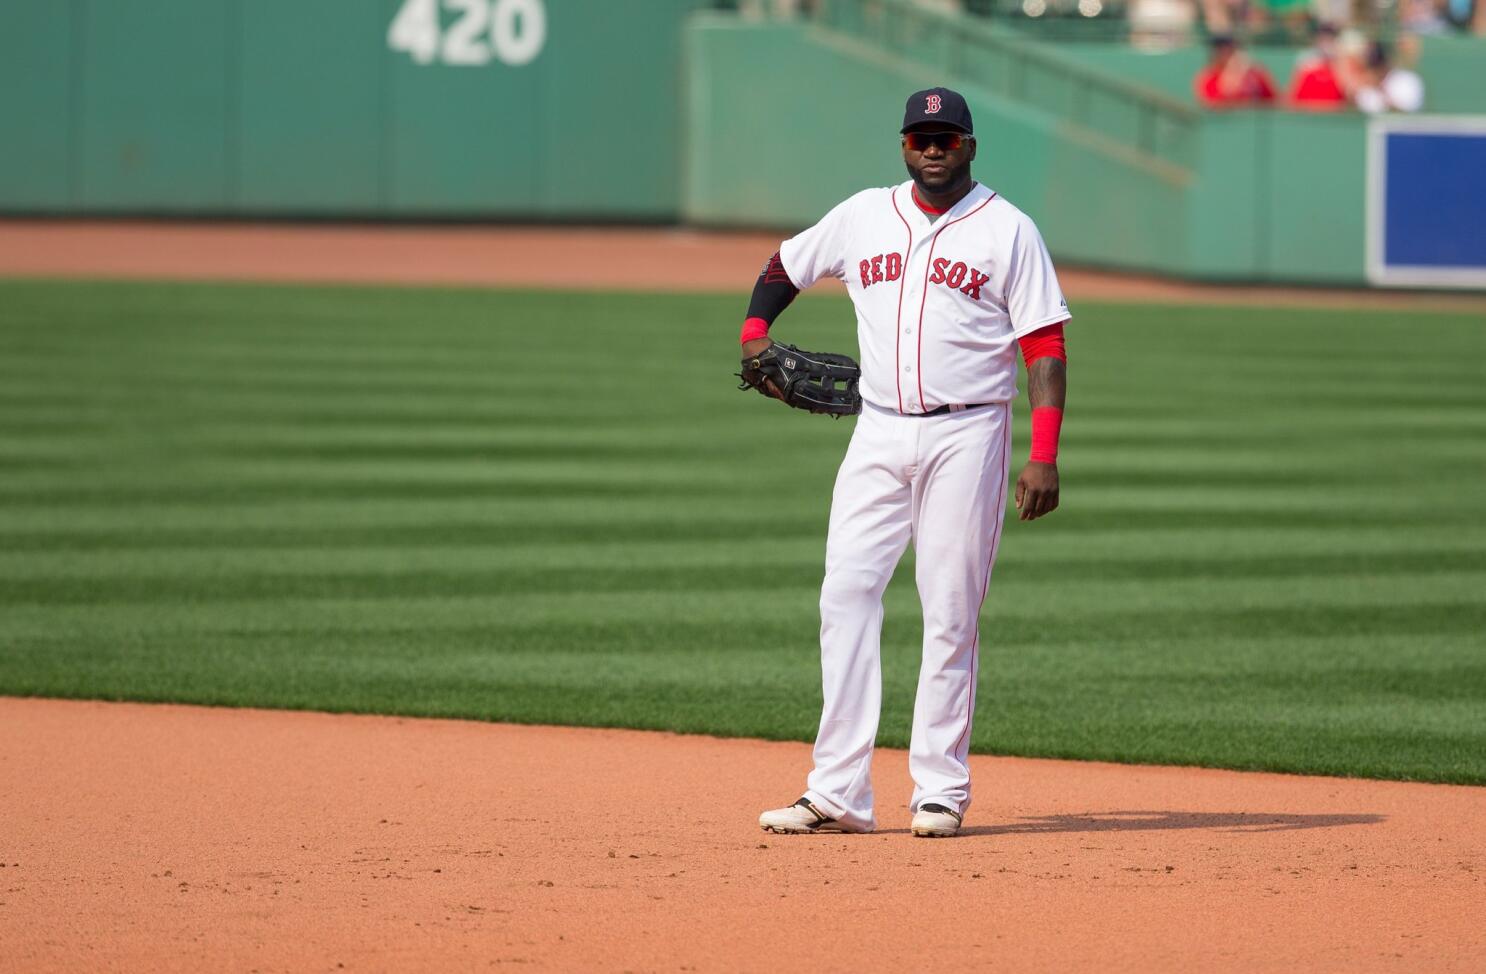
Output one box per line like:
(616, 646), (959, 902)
(803, 0), (1199, 168)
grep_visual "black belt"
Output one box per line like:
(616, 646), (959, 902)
(912, 402), (995, 417)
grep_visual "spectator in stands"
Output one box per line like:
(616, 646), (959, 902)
(1194, 35), (1278, 107)
(1287, 22), (1349, 110)
(735, 0), (817, 16)
(1293, 20), (1337, 69)
(1129, 0), (1197, 51)
(1311, 0), (1352, 30)
(1396, 32), (1425, 76)
(1399, 0), (1450, 33)
(1200, 0), (1271, 34)
(1260, 0), (1314, 39)
(1354, 39), (1426, 112)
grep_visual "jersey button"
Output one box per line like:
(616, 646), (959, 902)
(904, 365), (912, 372)
(904, 328), (912, 335)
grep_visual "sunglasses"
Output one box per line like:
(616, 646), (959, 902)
(901, 131), (973, 152)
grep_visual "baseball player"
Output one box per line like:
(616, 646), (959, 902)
(745, 87), (1069, 838)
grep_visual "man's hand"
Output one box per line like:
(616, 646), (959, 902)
(740, 337), (784, 400)
(1015, 461), (1059, 521)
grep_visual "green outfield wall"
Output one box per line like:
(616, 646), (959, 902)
(684, 14), (1367, 284)
(682, 20), (1191, 272)
(0, 0), (707, 219)
(0, 0), (1467, 284)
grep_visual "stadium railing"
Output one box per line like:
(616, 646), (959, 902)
(799, 0), (1200, 170)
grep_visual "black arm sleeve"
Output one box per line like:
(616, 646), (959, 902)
(745, 251), (801, 325)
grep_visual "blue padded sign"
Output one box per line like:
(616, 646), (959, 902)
(1384, 132), (1486, 267)
(1368, 118), (1486, 287)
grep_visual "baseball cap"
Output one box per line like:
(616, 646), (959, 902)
(900, 87), (973, 134)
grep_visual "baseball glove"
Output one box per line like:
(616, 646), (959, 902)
(737, 343), (862, 418)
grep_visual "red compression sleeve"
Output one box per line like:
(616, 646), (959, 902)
(1018, 321), (1066, 365)
(1020, 323), (1067, 465)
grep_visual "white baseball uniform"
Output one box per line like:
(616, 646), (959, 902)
(778, 179), (1069, 832)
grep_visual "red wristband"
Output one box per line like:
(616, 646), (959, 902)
(740, 317), (770, 344)
(1029, 406), (1063, 464)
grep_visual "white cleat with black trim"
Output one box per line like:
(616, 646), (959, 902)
(911, 803), (963, 838)
(758, 797), (852, 834)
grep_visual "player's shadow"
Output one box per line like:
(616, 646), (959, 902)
(956, 810), (1385, 836)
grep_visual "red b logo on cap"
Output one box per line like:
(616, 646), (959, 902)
(925, 94), (942, 113)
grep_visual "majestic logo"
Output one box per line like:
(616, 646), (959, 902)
(925, 93), (942, 113)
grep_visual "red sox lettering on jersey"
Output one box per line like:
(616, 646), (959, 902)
(858, 253), (993, 301)
(783, 181), (1068, 415)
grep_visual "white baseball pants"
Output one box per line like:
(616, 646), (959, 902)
(803, 400), (1012, 832)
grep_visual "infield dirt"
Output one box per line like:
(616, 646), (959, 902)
(2, 697), (1483, 973)
(2, 221), (1483, 971)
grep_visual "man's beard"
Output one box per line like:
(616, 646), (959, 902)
(907, 159), (973, 197)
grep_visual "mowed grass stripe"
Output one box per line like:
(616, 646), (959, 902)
(5, 573), (1482, 643)
(1, 280), (1483, 783)
(0, 497), (1474, 540)
(3, 522), (1484, 569)
(0, 465), (1418, 499)
(3, 549), (1485, 603)
(2, 606), (1486, 675)
(6, 511), (1483, 556)
(8, 417), (1484, 447)
(5, 394), (1479, 430)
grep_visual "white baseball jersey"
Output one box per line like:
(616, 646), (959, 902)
(779, 180), (1069, 414)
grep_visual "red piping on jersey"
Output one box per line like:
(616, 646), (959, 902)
(953, 407), (1011, 760)
(913, 192), (995, 411)
(888, 191), (915, 414)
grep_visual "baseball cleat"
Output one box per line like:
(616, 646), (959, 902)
(911, 803), (963, 838)
(759, 798), (850, 834)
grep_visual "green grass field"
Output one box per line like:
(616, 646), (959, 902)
(2, 280), (1483, 783)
